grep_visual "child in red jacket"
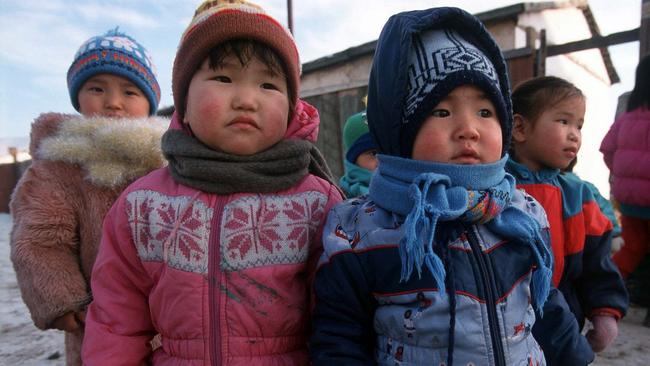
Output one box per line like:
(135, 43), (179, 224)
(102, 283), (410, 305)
(507, 76), (628, 353)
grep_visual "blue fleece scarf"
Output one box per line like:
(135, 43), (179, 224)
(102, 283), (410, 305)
(339, 160), (373, 198)
(369, 154), (553, 312)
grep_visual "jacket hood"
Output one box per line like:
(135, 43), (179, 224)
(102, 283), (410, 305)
(367, 7), (512, 158)
(34, 112), (168, 188)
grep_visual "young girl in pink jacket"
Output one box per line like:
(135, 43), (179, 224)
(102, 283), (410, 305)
(601, 54), (650, 327)
(81, 1), (343, 364)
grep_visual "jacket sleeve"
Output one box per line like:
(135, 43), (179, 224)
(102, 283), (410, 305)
(575, 185), (628, 319)
(308, 182), (343, 311)
(310, 207), (377, 365)
(532, 287), (595, 366)
(599, 116), (622, 169)
(577, 225), (628, 319)
(9, 161), (90, 329)
(82, 193), (156, 365)
(584, 180), (621, 237)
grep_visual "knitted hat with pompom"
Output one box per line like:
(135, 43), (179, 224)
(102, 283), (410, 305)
(172, 0), (300, 118)
(67, 27), (160, 115)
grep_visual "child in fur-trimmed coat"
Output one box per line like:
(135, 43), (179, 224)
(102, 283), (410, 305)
(9, 28), (166, 366)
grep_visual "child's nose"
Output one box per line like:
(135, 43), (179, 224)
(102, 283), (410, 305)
(568, 127), (580, 142)
(104, 91), (123, 110)
(232, 86), (258, 110)
(455, 118), (479, 141)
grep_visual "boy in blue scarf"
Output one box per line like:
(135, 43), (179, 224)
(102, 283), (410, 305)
(339, 110), (378, 197)
(310, 7), (593, 366)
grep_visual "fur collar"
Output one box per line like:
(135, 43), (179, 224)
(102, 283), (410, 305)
(34, 113), (168, 188)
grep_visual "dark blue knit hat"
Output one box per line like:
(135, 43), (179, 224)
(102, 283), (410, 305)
(367, 7), (512, 158)
(67, 28), (160, 115)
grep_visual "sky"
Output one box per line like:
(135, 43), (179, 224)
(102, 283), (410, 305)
(0, 0), (643, 141)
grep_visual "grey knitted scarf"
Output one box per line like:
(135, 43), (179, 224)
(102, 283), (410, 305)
(161, 129), (337, 194)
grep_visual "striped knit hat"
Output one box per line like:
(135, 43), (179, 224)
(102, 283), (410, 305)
(67, 28), (160, 115)
(173, 0), (300, 118)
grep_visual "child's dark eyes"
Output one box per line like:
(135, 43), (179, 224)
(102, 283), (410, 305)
(478, 109), (493, 118)
(261, 82), (279, 90)
(212, 75), (231, 83)
(125, 90), (141, 96)
(87, 86), (103, 93)
(430, 109), (450, 118)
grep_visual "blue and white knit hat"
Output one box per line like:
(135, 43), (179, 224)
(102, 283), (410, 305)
(67, 28), (160, 115)
(367, 7), (512, 158)
(404, 28), (510, 156)
(406, 29), (501, 122)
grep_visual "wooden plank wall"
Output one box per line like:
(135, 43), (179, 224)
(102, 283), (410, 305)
(304, 85), (368, 180)
(0, 160), (31, 213)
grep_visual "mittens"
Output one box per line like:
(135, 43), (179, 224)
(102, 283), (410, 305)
(610, 236), (624, 254)
(586, 315), (618, 352)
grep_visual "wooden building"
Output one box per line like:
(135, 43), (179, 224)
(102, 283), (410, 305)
(302, 0), (638, 194)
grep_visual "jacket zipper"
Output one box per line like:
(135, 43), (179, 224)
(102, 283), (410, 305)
(464, 224), (506, 366)
(209, 197), (227, 366)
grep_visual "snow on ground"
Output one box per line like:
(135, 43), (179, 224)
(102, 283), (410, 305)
(0, 212), (648, 364)
(0, 213), (64, 365)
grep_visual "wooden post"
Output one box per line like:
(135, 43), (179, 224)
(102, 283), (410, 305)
(535, 29), (547, 77)
(8, 147), (17, 163)
(9, 146), (19, 190)
(642, 0), (650, 57)
(287, 0), (293, 34)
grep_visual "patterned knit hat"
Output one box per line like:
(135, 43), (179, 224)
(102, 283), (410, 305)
(404, 28), (510, 156)
(173, 0), (300, 118)
(343, 111), (376, 164)
(367, 7), (512, 158)
(67, 28), (160, 115)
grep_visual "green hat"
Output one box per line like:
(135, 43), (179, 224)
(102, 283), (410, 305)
(343, 111), (376, 163)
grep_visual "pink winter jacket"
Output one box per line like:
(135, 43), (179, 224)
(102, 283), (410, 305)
(600, 107), (650, 206)
(82, 102), (343, 365)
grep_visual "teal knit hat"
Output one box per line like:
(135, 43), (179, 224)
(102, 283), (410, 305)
(67, 27), (161, 115)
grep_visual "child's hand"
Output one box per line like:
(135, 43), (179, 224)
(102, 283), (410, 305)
(51, 310), (86, 332)
(610, 236), (624, 253)
(586, 315), (618, 352)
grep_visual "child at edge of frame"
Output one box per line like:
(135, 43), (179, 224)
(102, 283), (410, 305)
(9, 27), (166, 366)
(601, 54), (650, 328)
(506, 75), (628, 353)
(81, 0), (343, 364)
(309, 6), (594, 366)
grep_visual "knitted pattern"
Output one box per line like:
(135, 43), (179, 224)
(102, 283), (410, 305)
(403, 28), (509, 157)
(173, 0), (300, 118)
(67, 28), (160, 115)
(367, 7), (513, 158)
(405, 29), (501, 122)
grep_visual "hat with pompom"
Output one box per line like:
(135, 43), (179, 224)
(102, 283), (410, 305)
(172, 0), (300, 118)
(67, 27), (160, 115)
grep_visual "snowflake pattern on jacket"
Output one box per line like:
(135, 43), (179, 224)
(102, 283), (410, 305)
(127, 190), (327, 273)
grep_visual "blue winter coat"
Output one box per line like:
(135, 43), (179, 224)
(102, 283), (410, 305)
(310, 189), (593, 365)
